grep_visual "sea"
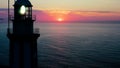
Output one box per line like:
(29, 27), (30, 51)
(0, 21), (120, 68)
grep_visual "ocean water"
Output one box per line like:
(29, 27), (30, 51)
(0, 22), (120, 68)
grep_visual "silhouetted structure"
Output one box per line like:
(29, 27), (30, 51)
(7, 0), (40, 68)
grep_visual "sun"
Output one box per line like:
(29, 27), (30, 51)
(57, 18), (63, 22)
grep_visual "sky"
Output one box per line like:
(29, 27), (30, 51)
(0, 0), (120, 22)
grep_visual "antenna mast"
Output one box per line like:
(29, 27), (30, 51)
(8, 0), (10, 33)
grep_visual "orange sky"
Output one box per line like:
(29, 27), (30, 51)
(35, 10), (120, 22)
(0, 9), (120, 22)
(1, 0), (120, 22)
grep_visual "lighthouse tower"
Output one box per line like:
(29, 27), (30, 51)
(7, 0), (40, 68)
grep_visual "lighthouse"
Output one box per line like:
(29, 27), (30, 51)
(7, 0), (40, 68)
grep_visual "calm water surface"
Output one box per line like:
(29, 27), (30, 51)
(0, 22), (120, 68)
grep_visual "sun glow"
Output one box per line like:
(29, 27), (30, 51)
(57, 18), (63, 22)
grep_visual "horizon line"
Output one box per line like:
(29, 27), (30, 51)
(0, 8), (120, 13)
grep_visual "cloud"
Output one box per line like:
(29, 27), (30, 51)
(0, 8), (120, 22)
(66, 10), (120, 18)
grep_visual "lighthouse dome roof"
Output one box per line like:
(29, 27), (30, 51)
(15, 0), (32, 7)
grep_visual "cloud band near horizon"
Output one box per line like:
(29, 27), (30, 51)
(0, 9), (120, 22)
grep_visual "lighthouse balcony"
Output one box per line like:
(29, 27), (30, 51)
(10, 15), (36, 21)
(7, 28), (40, 35)
(7, 28), (40, 40)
